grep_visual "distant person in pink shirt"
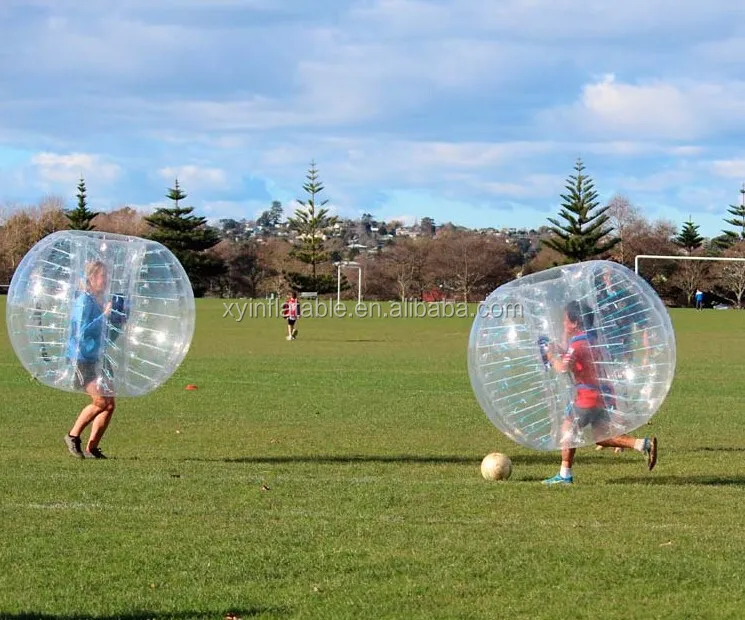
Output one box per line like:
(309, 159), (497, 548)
(282, 291), (300, 340)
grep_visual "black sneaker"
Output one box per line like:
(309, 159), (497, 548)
(64, 434), (84, 458)
(85, 447), (108, 459)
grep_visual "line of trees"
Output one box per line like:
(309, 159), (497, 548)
(531, 158), (745, 307)
(2, 158), (745, 307)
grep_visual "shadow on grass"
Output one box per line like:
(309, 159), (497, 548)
(1, 608), (287, 619)
(181, 453), (610, 466)
(510, 453), (610, 465)
(607, 475), (745, 486)
(192, 454), (477, 465)
(310, 338), (387, 343)
(691, 446), (745, 453)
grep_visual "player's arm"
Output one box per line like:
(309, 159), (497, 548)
(547, 344), (570, 373)
(80, 297), (106, 331)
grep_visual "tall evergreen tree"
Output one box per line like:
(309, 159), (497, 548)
(718, 184), (745, 248)
(675, 216), (704, 254)
(144, 179), (225, 296)
(543, 158), (618, 261)
(66, 177), (99, 230)
(287, 162), (339, 291)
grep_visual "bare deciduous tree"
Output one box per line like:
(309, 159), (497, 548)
(0, 197), (68, 282)
(671, 249), (711, 306)
(431, 231), (521, 302)
(714, 242), (745, 308)
(525, 244), (569, 275)
(93, 206), (148, 236)
(209, 239), (266, 298)
(378, 238), (429, 301)
(436, 232), (488, 302)
(256, 238), (297, 297)
(606, 193), (642, 266)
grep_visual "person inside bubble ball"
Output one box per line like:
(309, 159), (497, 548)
(595, 266), (653, 379)
(282, 290), (300, 340)
(541, 300), (658, 485)
(63, 260), (116, 459)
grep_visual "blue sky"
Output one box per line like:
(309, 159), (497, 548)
(2, 0), (745, 237)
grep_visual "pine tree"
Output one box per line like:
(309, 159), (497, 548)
(65, 177), (99, 230)
(144, 179), (225, 296)
(543, 158), (619, 261)
(718, 184), (745, 248)
(675, 217), (704, 254)
(286, 162), (339, 291)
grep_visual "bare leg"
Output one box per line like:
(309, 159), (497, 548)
(596, 435), (637, 450)
(69, 382), (108, 437)
(595, 426), (657, 470)
(87, 398), (115, 451)
(561, 447), (576, 469)
(544, 418), (577, 482)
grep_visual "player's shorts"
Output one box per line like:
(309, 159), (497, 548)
(287, 318), (296, 326)
(73, 361), (98, 389)
(565, 403), (611, 428)
(73, 358), (113, 393)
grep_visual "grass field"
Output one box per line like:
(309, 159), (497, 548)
(2, 298), (745, 619)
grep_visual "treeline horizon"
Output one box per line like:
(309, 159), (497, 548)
(2, 159), (745, 308)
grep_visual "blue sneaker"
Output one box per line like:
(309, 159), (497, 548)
(542, 473), (573, 485)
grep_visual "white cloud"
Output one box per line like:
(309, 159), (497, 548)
(478, 175), (567, 199)
(3, 0), (268, 7)
(674, 186), (732, 213)
(613, 169), (696, 193)
(668, 146), (705, 156)
(199, 199), (264, 220)
(396, 141), (556, 169)
(579, 141), (705, 157)
(145, 38), (533, 133)
(349, 0), (745, 41)
(10, 15), (199, 79)
(31, 152), (121, 185)
(711, 159), (745, 179)
(693, 37), (745, 65)
(538, 74), (745, 140)
(157, 165), (228, 188)
(256, 139), (560, 190)
(4, 0), (745, 240)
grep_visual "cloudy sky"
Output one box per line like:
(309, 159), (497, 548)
(2, 0), (745, 237)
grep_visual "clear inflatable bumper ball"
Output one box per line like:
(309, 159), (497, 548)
(6, 230), (195, 397)
(468, 260), (676, 450)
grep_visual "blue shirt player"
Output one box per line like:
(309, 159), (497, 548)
(68, 290), (107, 367)
(63, 260), (119, 460)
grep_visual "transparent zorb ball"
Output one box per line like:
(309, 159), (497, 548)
(467, 260), (676, 450)
(6, 230), (195, 397)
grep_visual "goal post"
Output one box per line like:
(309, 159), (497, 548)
(634, 254), (745, 275)
(334, 261), (363, 307)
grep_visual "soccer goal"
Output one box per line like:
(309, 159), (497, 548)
(333, 261), (363, 307)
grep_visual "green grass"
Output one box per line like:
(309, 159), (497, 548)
(2, 298), (745, 619)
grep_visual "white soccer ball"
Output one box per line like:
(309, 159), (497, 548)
(480, 452), (512, 481)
